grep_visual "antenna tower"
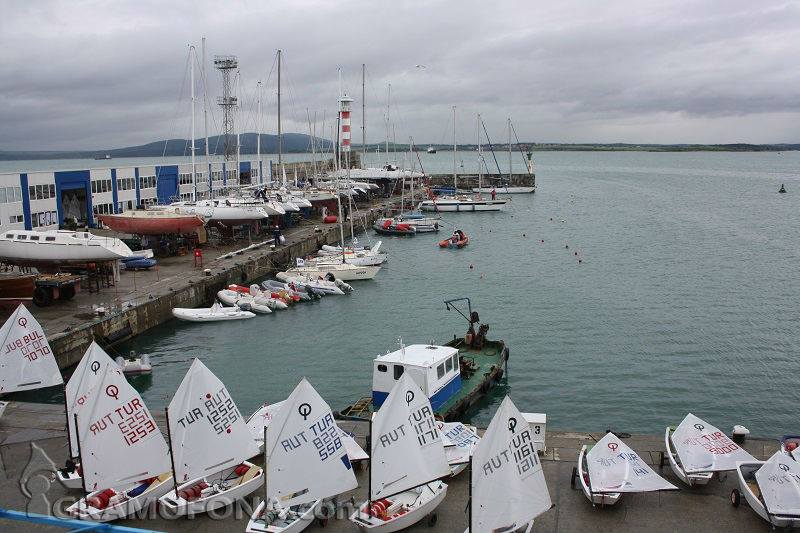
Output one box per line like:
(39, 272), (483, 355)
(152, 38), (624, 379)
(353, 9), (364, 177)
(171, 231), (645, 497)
(214, 55), (238, 161)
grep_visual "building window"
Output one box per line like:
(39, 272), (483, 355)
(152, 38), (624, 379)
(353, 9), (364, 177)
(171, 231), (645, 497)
(393, 364), (404, 380)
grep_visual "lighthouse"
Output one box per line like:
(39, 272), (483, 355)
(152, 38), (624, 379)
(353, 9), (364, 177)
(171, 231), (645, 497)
(339, 94), (354, 168)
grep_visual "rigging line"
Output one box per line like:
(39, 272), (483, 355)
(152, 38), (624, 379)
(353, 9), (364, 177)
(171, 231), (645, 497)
(509, 121), (532, 169)
(160, 50), (192, 164)
(480, 117), (502, 174)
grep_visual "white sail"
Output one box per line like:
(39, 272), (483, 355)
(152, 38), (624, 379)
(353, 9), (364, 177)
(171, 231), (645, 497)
(77, 361), (169, 491)
(266, 378), (357, 507)
(672, 413), (755, 473)
(168, 358), (259, 483)
(471, 396), (552, 532)
(0, 304), (62, 393)
(755, 451), (800, 517)
(440, 421), (480, 465)
(371, 372), (449, 500)
(587, 432), (677, 493)
(65, 342), (114, 458)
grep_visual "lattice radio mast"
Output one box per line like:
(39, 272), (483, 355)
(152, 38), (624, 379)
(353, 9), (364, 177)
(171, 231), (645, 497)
(214, 55), (238, 161)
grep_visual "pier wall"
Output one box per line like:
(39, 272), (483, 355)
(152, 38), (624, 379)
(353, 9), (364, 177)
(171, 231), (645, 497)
(427, 172), (535, 188)
(46, 203), (389, 370)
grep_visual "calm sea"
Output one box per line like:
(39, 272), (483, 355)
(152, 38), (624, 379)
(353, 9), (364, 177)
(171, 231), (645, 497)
(10, 150), (799, 436)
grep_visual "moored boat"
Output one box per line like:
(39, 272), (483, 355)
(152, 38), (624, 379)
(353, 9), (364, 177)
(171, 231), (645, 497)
(472, 185), (535, 194)
(97, 210), (203, 235)
(286, 260), (381, 281)
(172, 301), (256, 322)
(439, 230), (468, 248)
(418, 195), (507, 212)
(372, 219), (416, 236)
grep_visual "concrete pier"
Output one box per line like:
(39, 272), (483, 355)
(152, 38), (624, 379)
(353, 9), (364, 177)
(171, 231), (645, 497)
(0, 402), (778, 532)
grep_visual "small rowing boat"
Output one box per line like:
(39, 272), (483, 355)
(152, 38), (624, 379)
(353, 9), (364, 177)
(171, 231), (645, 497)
(439, 230), (468, 249)
(372, 219), (416, 236)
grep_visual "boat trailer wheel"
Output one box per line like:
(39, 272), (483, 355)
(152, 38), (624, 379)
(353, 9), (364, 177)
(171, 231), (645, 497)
(730, 488), (740, 507)
(570, 466), (577, 488)
(427, 513), (438, 527)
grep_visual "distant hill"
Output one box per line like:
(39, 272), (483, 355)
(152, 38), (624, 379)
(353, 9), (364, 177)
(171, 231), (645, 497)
(0, 133), (333, 161)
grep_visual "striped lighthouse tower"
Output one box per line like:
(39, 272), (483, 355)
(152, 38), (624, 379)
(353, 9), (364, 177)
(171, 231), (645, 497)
(339, 94), (354, 167)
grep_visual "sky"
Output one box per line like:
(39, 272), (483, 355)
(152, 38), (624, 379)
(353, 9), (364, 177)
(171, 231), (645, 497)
(1, 0), (799, 150)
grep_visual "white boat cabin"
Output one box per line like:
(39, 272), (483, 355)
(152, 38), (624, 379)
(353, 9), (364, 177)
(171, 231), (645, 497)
(372, 344), (461, 411)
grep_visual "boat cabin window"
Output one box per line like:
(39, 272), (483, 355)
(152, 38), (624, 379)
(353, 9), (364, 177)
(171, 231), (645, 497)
(5, 234), (12, 238)
(29, 235), (39, 241)
(16, 235), (26, 240)
(445, 357), (453, 373)
(45, 236), (56, 241)
(393, 364), (404, 380)
(377, 364), (387, 373)
(452, 354), (459, 371)
(437, 363), (445, 379)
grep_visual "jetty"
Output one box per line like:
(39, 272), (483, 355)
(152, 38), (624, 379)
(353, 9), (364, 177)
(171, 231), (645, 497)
(0, 401), (777, 532)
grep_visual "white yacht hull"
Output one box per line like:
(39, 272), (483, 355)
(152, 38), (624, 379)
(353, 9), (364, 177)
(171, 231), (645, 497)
(417, 199), (506, 212)
(0, 230), (133, 265)
(287, 264), (381, 281)
(472, 186), (535, 194)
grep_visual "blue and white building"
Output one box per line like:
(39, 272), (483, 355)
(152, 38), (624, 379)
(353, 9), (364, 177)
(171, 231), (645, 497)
(0, 159), (273, 231)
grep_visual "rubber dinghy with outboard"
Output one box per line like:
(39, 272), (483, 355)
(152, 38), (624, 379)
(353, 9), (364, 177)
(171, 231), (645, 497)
(172, 301), (256, 322)
(66, 359), (172, 522)
(439, 230), (468, 249)
(574, 432), (676, 506)
(349, 372), (451, 532)
(373, 219), (416, 236)
(246, 379), (359, 533)
(731, 450), (800, 528)
(158, 359), (263, 516)
(464, 396), (553, 532)
(664, 413), (756, 487)
(261, 280), (320, 301)
(275, 272), (349, 295)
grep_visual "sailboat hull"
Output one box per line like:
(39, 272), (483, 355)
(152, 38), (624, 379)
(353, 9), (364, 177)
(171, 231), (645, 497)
(577, 445), (621, 505)
(471, 186), (535, 194)
(417, 199), (506, 212)
(734, 461), (799, 527)
(158, 461), (263, 516)
(349, 481), (447, 532)
(245, 499), (321, 533)
(664, 426), (713, 487)
(286, 264), (381, 281)
(56, 467), (84, 489)
(66, 473), (173, 522)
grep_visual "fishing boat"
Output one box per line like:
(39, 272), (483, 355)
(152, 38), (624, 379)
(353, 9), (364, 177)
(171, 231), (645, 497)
(426, 146), (437, 154)
(57, 342), (113, 489)
(172, 301), (256, 322)
(573, 432), (676, 506)
(286, 259), (381, 281)
(664, 413), (756, 487)
(0, 230), (134, 266)
(97, 210), (203, 235)
(275, 272), (349, 295)
(439, 230), (468, 249)
(158, 359), (263, 516)
(0, 304), (63, 422)
(246, 379), (359, 533)
(438, 421), (480, 477)
(373, 220), (416, 236)
(66, 360), (172, 522)
(464, 396), (553, 532)
(349, 372), (451, 532)
(731, 451), (800, 527)
(339, 298), (509, 423)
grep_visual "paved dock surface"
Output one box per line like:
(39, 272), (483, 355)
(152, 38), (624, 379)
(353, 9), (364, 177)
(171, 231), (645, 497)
(0, 402), (780, 532)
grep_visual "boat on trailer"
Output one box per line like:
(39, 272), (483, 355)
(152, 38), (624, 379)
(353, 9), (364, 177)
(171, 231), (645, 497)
(573, 432), (676, 506)
(731, 451), (800, 528)
(464, 396), (552, 532)
(158, 359), (263, 516)
(664, 413), (756, 487)
(349, 372), (451, 532)
(246, 379), (358, 533)
(339, 299), (509, 423)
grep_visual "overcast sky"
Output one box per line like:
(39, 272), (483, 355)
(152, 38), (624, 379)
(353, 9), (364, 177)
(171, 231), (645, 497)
(1, 0), (798, 150)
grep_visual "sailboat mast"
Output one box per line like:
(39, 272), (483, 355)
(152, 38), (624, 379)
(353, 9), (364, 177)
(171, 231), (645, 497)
(361, 63), (366, 168)
(62, 384), (74, 459)
(468, 455), (473, 533)
(385, 84), (390, 165)
(190, 45), (196, 200)
(477, 113), (482, 191)
(508, 117), (512, 182)
(367, 417), (373, 511)
(257, 81), (262, 178)
(347, 153), (354, 244)
(263, 425), (269, 512)
(165, 407), (179, 497)
(277, 49), (282, 173)
(452, 105), (457, 188)
(73, 414), (88, 494)
(202, 37), (209, 168)
(409, 137), (414, 210)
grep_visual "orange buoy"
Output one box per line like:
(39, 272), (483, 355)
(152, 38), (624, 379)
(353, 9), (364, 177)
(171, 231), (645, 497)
(323, 215), (338, 224)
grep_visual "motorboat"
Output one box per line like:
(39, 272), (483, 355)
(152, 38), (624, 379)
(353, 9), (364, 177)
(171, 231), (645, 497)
(373, 220), (416, 236)
(66, 360), (172, 522)
(731, 451), (800, 528)
(286, 260), (381, 281)
(439, 230), (468, 248)
(172, 301), (256, 322)
(245, 380), (359, 533)
(217, 289), (283, 312)
(158, 359), (263, 516)
(261, 279), (320, 301)
(426, 146), (437, 154)
(464, 396), (552, 532)
(664, 413), (756, 487)
(349, 373), (450, 532)
(115, 353), (152, 375)
(0, 230), (134, 266)
(275, 272), (349, 295)
(417, 195), (506, 212)
(574, 432), (676, 507)
(97, 210), (203, 235)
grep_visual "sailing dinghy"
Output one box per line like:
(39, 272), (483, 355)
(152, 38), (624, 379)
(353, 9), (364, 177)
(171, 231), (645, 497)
(438, 421), (480, 477)
(574, 432), (676, 506)
(732, 450), (800, 528)
(57, 342), (115, 489)
(349, 372), (451, 532)
(466, 396), (552, 533)
(246, 379), (359, 533)
(66, 361), (172, 522)
(158, 359), (263, 516)
(665, 413), (756, 487)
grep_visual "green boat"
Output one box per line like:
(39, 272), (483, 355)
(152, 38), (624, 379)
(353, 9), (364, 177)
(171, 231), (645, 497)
(337, 298), (509, 422)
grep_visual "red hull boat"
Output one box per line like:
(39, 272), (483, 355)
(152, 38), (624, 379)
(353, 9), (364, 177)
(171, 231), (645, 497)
(98, 210), (203, 235)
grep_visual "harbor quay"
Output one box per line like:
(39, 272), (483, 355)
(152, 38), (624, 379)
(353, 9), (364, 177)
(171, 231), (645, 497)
(0, 402), (777, 532)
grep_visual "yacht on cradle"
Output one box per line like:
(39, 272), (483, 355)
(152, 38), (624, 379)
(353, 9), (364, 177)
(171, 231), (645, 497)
(0, 230), (134, 266)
